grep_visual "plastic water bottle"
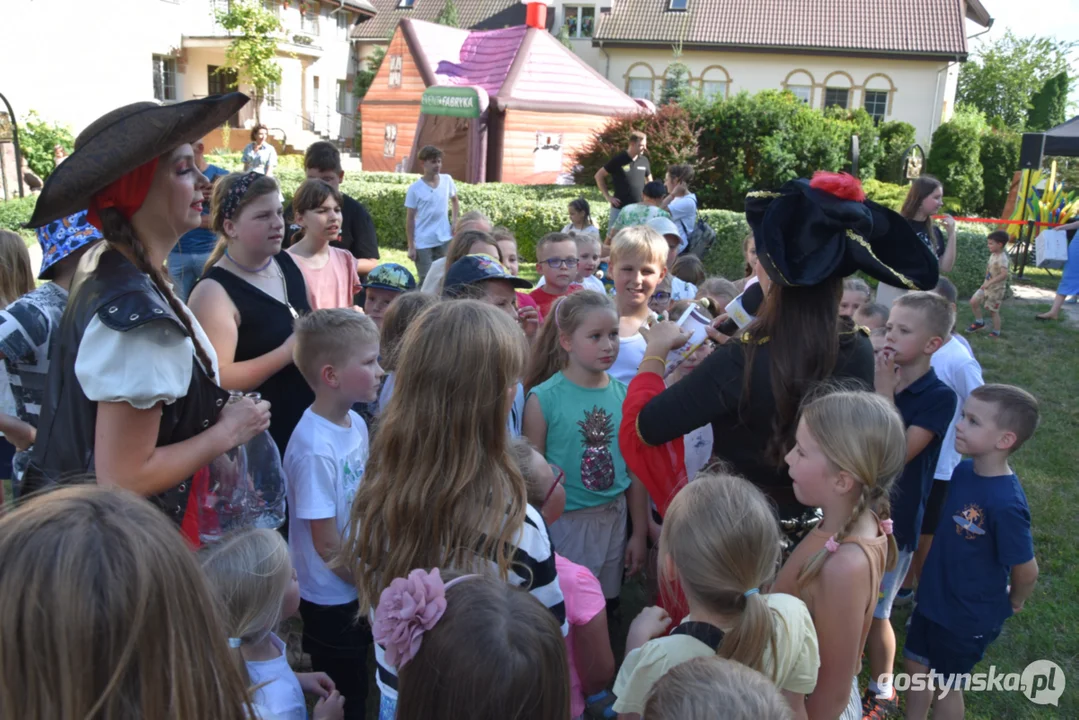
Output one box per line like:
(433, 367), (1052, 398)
(241, 394), (286, 531)
(198, 391), (251, 544)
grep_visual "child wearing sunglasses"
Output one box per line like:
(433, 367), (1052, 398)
(511, 436), (616, 720)
(530, 232), (584, 318)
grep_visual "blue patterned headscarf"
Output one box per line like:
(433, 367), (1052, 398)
(36, 209), (104, 279)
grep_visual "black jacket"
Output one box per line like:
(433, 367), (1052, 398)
(23, 248), (229, 523)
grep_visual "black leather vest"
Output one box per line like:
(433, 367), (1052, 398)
(22, 247), (229, 524)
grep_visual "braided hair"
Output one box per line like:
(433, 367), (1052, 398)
(99, 208), (216, 383)
(793, 390), (907, 591)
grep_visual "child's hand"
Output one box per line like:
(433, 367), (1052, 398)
(312, 690), (345, 720)
(874, 349), (900, 398)
(648, 515), (662, 545)
(625, 531), (647, 576)
(298, 671), (335, 698)
(518, 304), (540, 339)
(407, 246), (417, 261)
(640, 320), (691, 355)
(942, 215), (956, 233)
(627, 606), (672, 647)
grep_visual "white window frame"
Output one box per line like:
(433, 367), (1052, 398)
(265, 81), (281, 109)
(336, 10), (350, 39)
(152, 55), (177, 102)
(337, 79), (351, 114)
(300, 0), (320, 33)
(824, 87), (849, 109)
(388, 55), (403, 88)
(397, 0), (415, 7)
(701, 80), (727, 101)
(628, 77), (653, 101)
(787, 84), (812, 104)
(563, 6), (595, 38)
(384, 124), (398, 157)
(864, 89), (888, 121)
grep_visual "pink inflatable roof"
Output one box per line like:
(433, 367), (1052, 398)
(401, 18), (641, 115)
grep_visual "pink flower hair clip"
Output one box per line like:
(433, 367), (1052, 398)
(880, 518), (894, 535)
(372, 568), (477, 669)
(824, 535), (841, 553)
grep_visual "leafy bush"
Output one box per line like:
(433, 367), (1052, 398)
(862, 179), (910, 211)
(0, 196), (36, 231)
(18, 111), (75, 180)
(876, 121), (917, 185)
(979, 130), (1021, 217)
(927, 108), (987, 214)
(570, 104), (707, 189)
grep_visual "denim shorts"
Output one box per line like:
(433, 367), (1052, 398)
(874, 548), (914, 620)
(904, 610), (1001, 679)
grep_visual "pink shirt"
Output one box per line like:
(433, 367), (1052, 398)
(555, 554), (608, 717)
(288, 246), (359, 310)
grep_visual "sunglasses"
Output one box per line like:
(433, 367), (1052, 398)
(542, 464), (566, 507)
(541, 258), (579, 269)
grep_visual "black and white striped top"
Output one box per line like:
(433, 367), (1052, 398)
(373, 503), (568, 701)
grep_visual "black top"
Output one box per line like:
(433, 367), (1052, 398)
(636, 331), (875, 520)
(284, 193), (379, 268)
(603, 150), (651, 206)
(23, 247), (229, 524)
(203, 252), (314, 456)
(906, 217), (945, 258)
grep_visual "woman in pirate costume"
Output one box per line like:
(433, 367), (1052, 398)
(22, 94), (271, 543)
(619, 172), (941, 547)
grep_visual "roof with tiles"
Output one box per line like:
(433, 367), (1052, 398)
(350, 0), (533, 41)
(593, 0), (981, 58)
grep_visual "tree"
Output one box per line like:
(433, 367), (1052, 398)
(661, 47), (691, 105)
(1027, 71), (1070, 132)
(215, 0), (284, 123)
(18, 111), (75, 180)
(353, 46), (387, 101)
(926, 107), (987, 213)
(956, 30), (1076, 130)
(435, 0), (459, 27)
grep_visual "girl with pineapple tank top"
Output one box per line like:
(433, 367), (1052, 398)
(523, 291), (636, 601)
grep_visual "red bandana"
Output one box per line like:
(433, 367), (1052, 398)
(87, 157), (161, 230)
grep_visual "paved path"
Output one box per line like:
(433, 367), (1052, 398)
(1011, 283), (1079, 329)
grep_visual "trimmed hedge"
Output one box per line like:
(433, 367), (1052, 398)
(2, 180), (990, 297)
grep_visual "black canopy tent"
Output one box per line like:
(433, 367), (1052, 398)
(1014, 116), (1079, 276)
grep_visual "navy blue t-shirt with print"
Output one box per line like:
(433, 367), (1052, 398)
(891, 368), (957, 552)
(917, 460), (1034, 636)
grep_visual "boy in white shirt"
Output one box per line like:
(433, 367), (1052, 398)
(404, 145), (459, 284)
(285, 308), (384, 720)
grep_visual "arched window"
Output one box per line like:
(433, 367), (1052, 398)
(698, 65), (731, 101)
(782, 69), (815, 105)
(822, 71), (855, 110)
(862, 73), (896, 122)
(625, 62), (656, 101)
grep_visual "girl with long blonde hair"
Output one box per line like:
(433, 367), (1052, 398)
(343, 300), (566, 719)
(612, 472), (820, 720)
(772, 389), (906, 720)
(0, 485), (254, 719)
(201, 529), (344, 720)
(0, 230), (34, 307)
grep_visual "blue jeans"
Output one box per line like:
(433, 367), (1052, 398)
(167, 250), (212, 302)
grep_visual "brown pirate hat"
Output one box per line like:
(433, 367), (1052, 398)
(27, 92), (249, 228)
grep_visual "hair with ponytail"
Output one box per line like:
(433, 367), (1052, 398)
(99, 207), (217, 382)
(659, 472), (781, 681)
(199, 528), (294, 688)
(523, 290), (616, 392)
(794, 390), (907, 591)
(204, 172), (281, 273)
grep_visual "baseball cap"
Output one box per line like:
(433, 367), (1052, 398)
(363, 263), (416, 292)
(646, 216), (681, 240)
(443, 254), (533, 295)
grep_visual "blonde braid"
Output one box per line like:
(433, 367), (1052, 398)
(796, 483), (870, 592)
(100, 208), (217, 383)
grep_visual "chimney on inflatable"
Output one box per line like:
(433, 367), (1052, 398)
(524, 0), (550, 29)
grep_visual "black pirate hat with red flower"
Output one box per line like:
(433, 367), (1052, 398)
(745, 172), (939, 291)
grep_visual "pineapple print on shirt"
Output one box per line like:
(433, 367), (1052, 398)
(579, 406), (616, 491)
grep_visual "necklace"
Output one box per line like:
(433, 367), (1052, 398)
(225, 248), (273, 274)
(274, 260), (300, 319)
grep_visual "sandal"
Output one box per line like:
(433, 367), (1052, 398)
(967, 321), (986, 331)
(1035, 314), (1057, 321)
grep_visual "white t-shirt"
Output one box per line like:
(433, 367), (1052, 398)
(667, 193), (698, 253)
(671, 277), (697, 301)
(561, 223), (601, 236)
(930, 336), (984, 481)
(609, 331), (647, 385)
(683, 423), (714, 480)
(404, 174), (457, 250)
(247, 633), (306, 720)
(284, 407), (369, 606)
